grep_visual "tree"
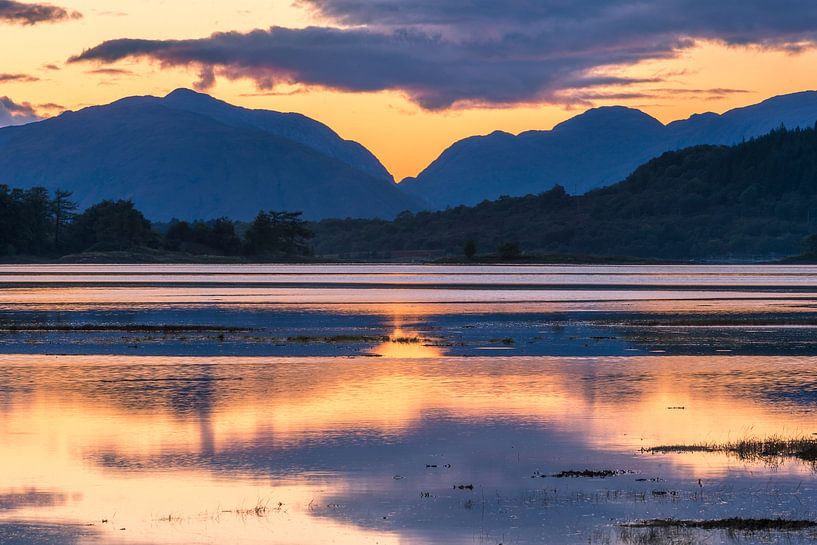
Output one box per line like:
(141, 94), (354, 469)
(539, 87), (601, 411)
(244, 211), (314, 256)
(206, 218), (242, 255)
(165, 220), (192, 245)
(165, 218), (241, 255)
(802, 234), (817, 256)
(16, 187), (52, 255)
(66, 200), (155, 252)
(0, 185), (59, 255)
(52, 190), (78, 251)
(463, 239), (477, 259)
(498, 241), (521, 260)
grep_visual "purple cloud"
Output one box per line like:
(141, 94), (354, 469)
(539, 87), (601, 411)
(0, 73), (39, 82)
(68, 0), (817, 109)
(0, 0), (81, 25)
(0, 97), (41, 127)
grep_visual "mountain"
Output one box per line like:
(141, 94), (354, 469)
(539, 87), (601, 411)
(401, 91), (817, 209)
(160, 89), (393, 181)
(313, 125), (817, 260)
(0, 89), (419, 220)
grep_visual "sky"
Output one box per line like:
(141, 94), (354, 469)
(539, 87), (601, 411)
(2, 0), (817, 180)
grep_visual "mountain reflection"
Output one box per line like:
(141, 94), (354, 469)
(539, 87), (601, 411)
(2, 352), (817, 543)
(2, 265), (817, 544)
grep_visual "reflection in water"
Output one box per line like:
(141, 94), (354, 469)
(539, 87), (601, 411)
(1, 265), (817, 544)
(372, 318), (444, 358)
(2, 354), (817, 544)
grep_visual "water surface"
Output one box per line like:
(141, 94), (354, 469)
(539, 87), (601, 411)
(1, 265), (817, 544)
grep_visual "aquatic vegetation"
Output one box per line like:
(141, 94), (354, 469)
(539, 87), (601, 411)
(624, 518), (817, 531)
(618, 518), (817, 545)
(617, 526), (698, 545)
(0, 324), (254, 333)
(645, 436), (817, 465)
(285, 334), (391, 344)
(5, 264), (817, 544)
(391, 336), (422, 344)
(552, 469), (631, 478)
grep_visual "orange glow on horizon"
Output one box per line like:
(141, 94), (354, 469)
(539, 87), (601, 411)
(2, 0), (817, 180)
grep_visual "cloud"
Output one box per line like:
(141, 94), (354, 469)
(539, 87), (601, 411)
(0, 73), (38, 82)
(0, 97), (41, 127)
(36, 102), (64, 110)
(69, 0), (817, 110)
(68, 26), (683, 109)
(561, 87), (751, 103)
(85, 67), (134, 76)
(0, 0), (81, 25)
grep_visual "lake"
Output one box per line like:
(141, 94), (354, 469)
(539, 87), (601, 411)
(1, 264), (817, 545)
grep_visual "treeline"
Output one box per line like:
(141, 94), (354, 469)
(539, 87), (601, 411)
(0, 187), (313, 258)
(6, 123), (817, 262)
(312, 124), (817, 260)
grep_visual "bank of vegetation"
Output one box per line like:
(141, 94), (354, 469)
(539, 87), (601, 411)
(4, 125), (817, 262)
(0, 188), (314, 260)
(313, 125), (817, 261)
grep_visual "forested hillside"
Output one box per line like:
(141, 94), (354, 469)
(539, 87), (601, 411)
(313, 125), (817, 260)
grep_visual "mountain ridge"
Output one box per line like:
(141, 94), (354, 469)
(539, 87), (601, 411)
(314, 124), (817, 260)
(0, 90), (418, 221)
(400, 90), (817, 208)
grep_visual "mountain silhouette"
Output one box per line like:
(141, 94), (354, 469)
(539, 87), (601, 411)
(401, 91), (817, 208)
(0, 89), (418, 220)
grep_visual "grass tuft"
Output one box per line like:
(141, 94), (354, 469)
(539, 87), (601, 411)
(645, 436), (817, 465)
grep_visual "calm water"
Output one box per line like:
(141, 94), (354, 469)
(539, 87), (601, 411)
(1, 265), (817, 544)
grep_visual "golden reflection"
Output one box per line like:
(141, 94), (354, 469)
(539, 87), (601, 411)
(371, 317), (443, 358)
(2, 354), (817, 543)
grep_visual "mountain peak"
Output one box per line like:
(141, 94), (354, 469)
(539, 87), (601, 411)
(0, 90), (409, 219)
(157, 87), (392, 181)
(163, 87), (224, 107)
(553, 106), (664, 133)
(405, 90), (817, 209)
(165, 87), (205, 99)
(756, 90), (817, 106)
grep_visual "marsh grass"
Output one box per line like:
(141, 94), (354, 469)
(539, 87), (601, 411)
(286, 335), (390, 343)
(211, 500), (285, 521)
(618, 518), (817, 545)
(645, 436), (817, 465)
(391, 336), (422, 344)
(624, 518), (817, 531)
(626, 315), (817, 327)
(552, 469), (630, 478)
(0, 324), (253, 333)
(285, 335), (425, 344)
(617, 526), (697, 545)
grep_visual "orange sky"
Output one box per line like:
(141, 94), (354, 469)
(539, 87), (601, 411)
(2, 1), (817, 180)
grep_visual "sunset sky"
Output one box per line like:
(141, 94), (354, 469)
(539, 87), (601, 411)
(3, 0), (817, 180)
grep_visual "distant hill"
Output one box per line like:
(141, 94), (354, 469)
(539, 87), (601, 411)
(401, 91), (817, 209)
(313, 125), (817, 260)
(0, 89), (420, 220)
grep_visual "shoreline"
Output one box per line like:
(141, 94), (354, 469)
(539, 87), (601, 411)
(0, 251), (805, 266)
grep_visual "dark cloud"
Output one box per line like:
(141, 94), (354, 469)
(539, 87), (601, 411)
(85, 67), (134, 76)
(0, 96), (41, 127)
(68, 26), (684, 109)
(0, 73), (38, 82)
(0, 0), (81, 25)
(560, 87), (752, 106)
(69, 0), (817, 109)
(36, 102), (64, 110)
